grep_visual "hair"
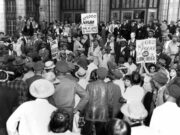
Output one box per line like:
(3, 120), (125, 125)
(148, 63), (157, 72)
(123, 75), (132, 83)
(131, 72), (141, 85)
(49, 109), (70, 133)
(167, 33), (173, 40)
(89, 69), (98, 82)
(107, 119), (131, 135)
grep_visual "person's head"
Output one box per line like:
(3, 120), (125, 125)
(148, 64), (156, 73)
(124, 75), (132, 87)
(93, 39), (99, 48)
(131, 72), (141, 85)
(157, 58), (166, 68)
(107, 119), (131, 135)
(8, 44), (13, 51)
(152, 72), (168, 89)
(166, 33), (173, 41)
(110, 34), (115, 42)
(169, 68), (177, 79)
(130, 32), (136, 39)
(156, 45), (163, 54)
(89, 69), (98, 82)
(49, 109), (70, 133)
(172, 35), (178, 43)
(29, 79), (55, 99)
(148, 29), (154, 38)
(163, 77), (180, 103)
(128, 57), (134, 65)
(97, 67), (108, 80)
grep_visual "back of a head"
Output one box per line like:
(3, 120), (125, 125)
(49, 109), (70, 133)
(131, 72), (141, 85)
(107, 119), (131, 135)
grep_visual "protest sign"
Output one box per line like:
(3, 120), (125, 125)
(50, 40), (59, 59)
(81, 13), (98, 34)
(136, 38), (156, 63)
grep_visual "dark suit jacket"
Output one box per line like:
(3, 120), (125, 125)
(0, 86), (18, 129)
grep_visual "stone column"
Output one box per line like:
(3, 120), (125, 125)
(16, 0), (26, 18)
(0, 0), (6, 33)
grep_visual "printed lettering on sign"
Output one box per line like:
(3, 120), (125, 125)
(136, 38), (156, 63)
(81, 13), (98, 34)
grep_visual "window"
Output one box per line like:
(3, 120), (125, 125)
(122, 0), (126, 8)
(149, 0), (153, 7)
(116, 0), (120, 8)
(142, 0), (146, 7)
(153, 0), (158, 7)
(135, 0), (139, 8)
(126, 0), (130, 8)
(26, 0), (40, 21)
(130, 0), (134, 8)
(6, 0), (16, 35)
(112, 0), (116, 9)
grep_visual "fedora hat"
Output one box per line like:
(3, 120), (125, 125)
(75, 67), (87, 78)
(44, 61), (55, 70)
(12, 56), (25, 66)
(30, 79), (55, 98)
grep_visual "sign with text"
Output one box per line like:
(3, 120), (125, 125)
(50, 40), (59, 59)
(81, 13), (98, 34)
(136, 39), (156, 63)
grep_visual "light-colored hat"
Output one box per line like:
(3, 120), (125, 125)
(121, 102), (148, 121)
(43, 72), (60, 84)
(30, 79), (55, 98)
(75, 67), (87, 78)
(44, 61), (55, 70)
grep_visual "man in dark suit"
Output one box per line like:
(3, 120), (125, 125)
(0, 71), (18, 135)
(157, 45), (171, 68)
(115, 38), (130, 64)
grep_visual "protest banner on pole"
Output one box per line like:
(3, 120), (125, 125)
(50, 40), (59, 59)
(81, 13), (98, 34)
(136, 38), (156, 63)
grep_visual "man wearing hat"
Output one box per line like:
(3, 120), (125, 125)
(82, 67), (113, 135)
(26, 61), (44, 86)
(7, 79), (57, 135)
(156, 45), (171, 68)
(0, 70), (18, 135)
(150, 77), (180, 135)
(50, 61), (89, 130)
(151, 71), (169, 107)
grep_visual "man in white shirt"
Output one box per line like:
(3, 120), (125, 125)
(6, 79), (57, 135)
(121, 102), (159, 135)
(12, 36), (22, 56)
(124, 56), (137, 75)
(150, 77), (180, 135)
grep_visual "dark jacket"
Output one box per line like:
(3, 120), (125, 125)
(85, 80), (113, 122)
(107, 82), (124, 118)
(0, 86), (18, 129)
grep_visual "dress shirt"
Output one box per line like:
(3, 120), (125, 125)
(132, 125), (160, 135)
(124, 62), (137, 75)
(123, 85), (145, 103)
(7, 99), (57, 135)
(150, 102), (180, 135)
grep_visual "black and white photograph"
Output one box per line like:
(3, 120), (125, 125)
(0, 0), (180, 135)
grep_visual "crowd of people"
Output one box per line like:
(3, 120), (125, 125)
(0, 16), (180, 135)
